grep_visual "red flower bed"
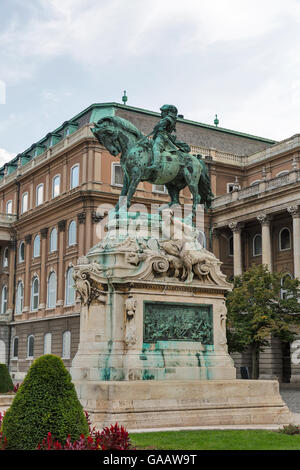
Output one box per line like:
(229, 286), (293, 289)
(1, 408), (134, 451)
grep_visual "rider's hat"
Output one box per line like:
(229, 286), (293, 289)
(160, 104), (178, 116)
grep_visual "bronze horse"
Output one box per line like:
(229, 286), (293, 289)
(92, 116), (213, 218)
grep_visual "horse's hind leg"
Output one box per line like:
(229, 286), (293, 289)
(183, 167), (200, 220)
(165, 183), (180, 206)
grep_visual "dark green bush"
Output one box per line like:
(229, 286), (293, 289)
(1, 354), (89, 450)
(0, 364), (13, 393)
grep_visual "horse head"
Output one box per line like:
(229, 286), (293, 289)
(92, 117), (121, 156)
(92, 116), (144, 157)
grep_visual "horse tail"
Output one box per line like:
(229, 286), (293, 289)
(197, 155), (214, 209)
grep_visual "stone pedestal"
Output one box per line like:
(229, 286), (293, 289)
(70, 211), (291, 428)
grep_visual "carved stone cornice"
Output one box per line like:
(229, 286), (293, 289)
(40, 227), (49, 239)
(25, 234), (32, 244)
(257, 214), (272, 226)
(77, 212), (86, 224)
(287, 205), (300, 218)
(58, 219), (66, 232)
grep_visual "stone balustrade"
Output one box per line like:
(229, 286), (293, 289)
(212, 170), (300, 209)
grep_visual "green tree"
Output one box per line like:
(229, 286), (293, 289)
(226, 264), (300, 379)
(1, 354), (89, 450)
(0, 364), (13, 393)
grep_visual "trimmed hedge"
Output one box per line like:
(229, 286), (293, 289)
(1, 355), (89, 450)
(0, 364), (13, 393)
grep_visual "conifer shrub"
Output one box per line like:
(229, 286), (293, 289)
(1, 354), (89, 450)
(0, 364), (13, 393)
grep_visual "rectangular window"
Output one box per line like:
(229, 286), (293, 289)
(112, 164), (124, 186)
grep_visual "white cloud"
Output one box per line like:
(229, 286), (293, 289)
(2, 1), (300, 140)
(0, 148), (16, 166)
(1, 0), (299, 77)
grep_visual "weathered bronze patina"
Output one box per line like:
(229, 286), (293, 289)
(92, 105), (213, 218)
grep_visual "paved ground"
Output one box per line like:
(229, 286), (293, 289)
(280, 384), (300, 413)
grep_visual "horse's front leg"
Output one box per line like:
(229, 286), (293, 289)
(126, 167), (142, 209)
(115, 172), (129, 212)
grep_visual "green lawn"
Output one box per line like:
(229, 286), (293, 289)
(131, 430), (300, 450)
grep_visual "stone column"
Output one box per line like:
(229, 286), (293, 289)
(211, 228), (221, 260)
(57, 220), (66, 307)
(287, 205), (300, 279)
(39, 227), (48, 309)
(23, 235), (32, 312)
(228, 222), (243, 276)
(257, 214), (273, 272)
(91, 211), (105, 247)
(77, 212), (86, 257)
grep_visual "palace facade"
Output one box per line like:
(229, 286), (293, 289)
(0, 102), (299, 382)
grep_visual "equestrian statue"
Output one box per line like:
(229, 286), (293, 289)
(92, 104), (213, 218)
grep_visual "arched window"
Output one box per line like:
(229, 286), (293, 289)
(6, 200), (12, 214)
(27, 335), (34, 358)
(52, 175), (60, 198)
(19, 241), (25, 263)
(33, 234), (40, 258)
(36, 183), (44, 206)
(253, 234), (262, 256)
(3, 247), (8, 267)
(280, 273), (293, 300)
(15, 281), (24, 315)
(21, 192), (28, 214)
(68, 221), (76, 246)
(12, 337), (18, 359)
(250, 180), (261, 186)
(1, 285), (7, 314)
(50, 228), (57, 252)
(44, 333), (52, 355)
(66, 267), (75, 305)
(31, 277), (39, 311)
(47, 272), (57, 308)
(229, 236), (233, 256)
(62, 331), (71, 359)
(279, 228), (291, 251)
(70, 164), (79, 189)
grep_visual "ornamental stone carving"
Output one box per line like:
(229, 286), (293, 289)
(73, 264), (106, 306)
(228, 221), (243, 232)
(287, 206), (300, 218)
(125, 295), (137, 346)
(75, 211), (231, 289)
(257, 214), (272, 225)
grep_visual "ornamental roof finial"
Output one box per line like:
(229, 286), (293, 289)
(214, 114), (219, 127)
(122, 90), (128, 105)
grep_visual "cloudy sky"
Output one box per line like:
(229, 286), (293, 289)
(1, 0), (300, 165)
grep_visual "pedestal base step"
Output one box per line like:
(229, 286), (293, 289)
(74, 379), (292, 430)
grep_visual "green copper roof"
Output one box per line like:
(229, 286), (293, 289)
(0, 102), (277, 177)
